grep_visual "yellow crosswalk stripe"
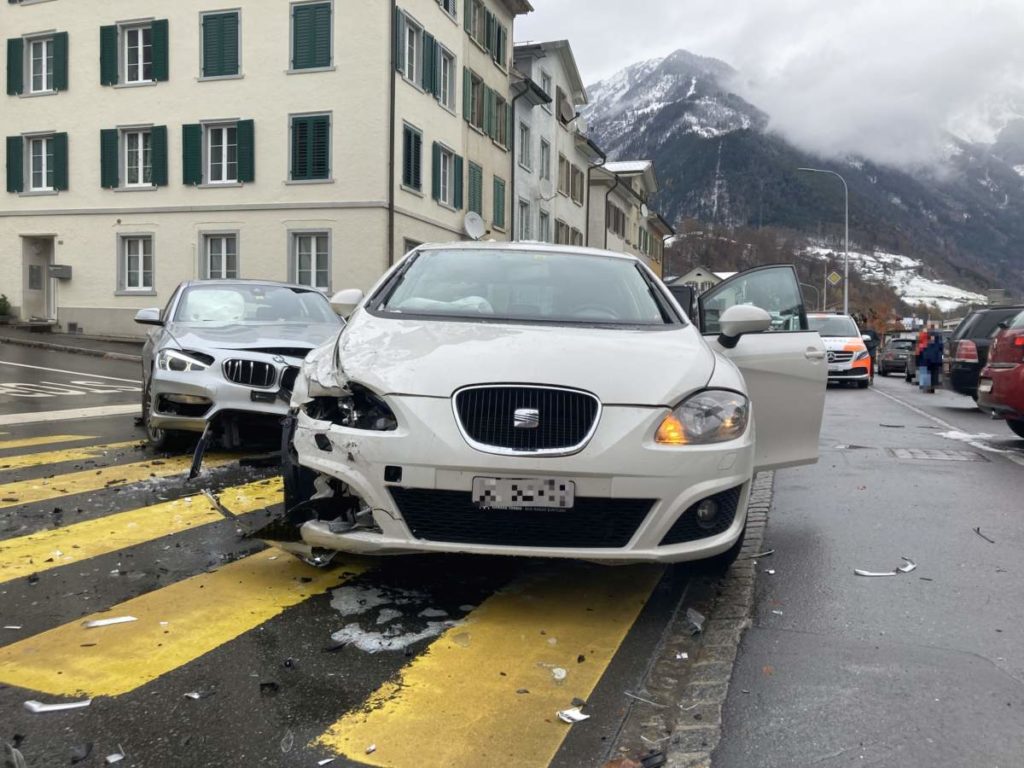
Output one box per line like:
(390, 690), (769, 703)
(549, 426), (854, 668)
(0, 435), (96, 452)
(0, 440), (141, 471)
(0, 549), (367, 697)
(317, 564), (664, 767)
(0, 477), (282, 584)
(0, 454), (234, 510)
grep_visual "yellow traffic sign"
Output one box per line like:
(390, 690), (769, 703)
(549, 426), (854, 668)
(828, 271), (843, 287)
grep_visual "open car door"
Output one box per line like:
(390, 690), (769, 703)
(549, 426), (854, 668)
(698, 265), (827, 472)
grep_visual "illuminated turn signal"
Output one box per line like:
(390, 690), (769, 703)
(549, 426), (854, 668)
(656, 414), (687, 445)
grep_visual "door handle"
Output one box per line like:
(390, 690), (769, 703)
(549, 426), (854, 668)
(805, 349), (826, 360)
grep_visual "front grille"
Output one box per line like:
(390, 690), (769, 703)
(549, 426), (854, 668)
(659, 486), (742, 546)
(279, 367), (299, 394)
(223, 359), (276, 388)
(391, 488), (652, 548)
(827, 351), (854, 364)
(453, 386), (600, 454)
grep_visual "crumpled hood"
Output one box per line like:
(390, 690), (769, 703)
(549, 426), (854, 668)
(168, 321), (341, 355)
(324, 314), (715, 405)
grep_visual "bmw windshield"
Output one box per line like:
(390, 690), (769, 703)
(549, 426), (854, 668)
(174, 284), (338, 325)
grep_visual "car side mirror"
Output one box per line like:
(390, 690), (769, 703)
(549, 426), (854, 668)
(329, 288), (364, 319)
(134, 307), (163, 326)
(717, 305), (772, 349)
(862, 334), (872, 342)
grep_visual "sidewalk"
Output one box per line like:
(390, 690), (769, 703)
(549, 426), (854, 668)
(0, 326), (143, 361)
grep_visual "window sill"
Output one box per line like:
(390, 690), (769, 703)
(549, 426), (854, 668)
(401, 75), (425, 93)
(113, 186), (158, 193)
(469, 123), (486, 136)
(198, 182), (243, 189)
(19, 90), (58, 99)
(440, 102), (458, 117)
(492, 224), (506, 233)
(571, 199), (584, 207)
(518, 162), (532, 173)
(492, 139), (509, 152)
(286, 65), (336, 75)
(401, 184), (424, 197)
(284, 178), (334, 185)
(20, 189), (59, 197)
(198, 73), (244, 82)
(115, 289), (157, 297)
(114, 81), (159, 89)
(436, 199), (457, 211)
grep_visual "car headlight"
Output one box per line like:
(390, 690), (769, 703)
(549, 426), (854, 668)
(655, 389), (749, 445)
(854, 350), (870, 361)
(303, 384), (398, 431)
(156, 349), (212, 372)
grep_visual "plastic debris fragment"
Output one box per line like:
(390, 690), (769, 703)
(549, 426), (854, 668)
(70, 743), (93, 764)
(973, 527), (995, 544)
(855, 556), (917, 577)
(685, 608), (705, 635)
(4, 743), (27, 768)
(624, 692), (664, 707)
(551, 667), (567, 682)
(3, 625), (22, 630)
(366, 744), (377, 755)
(105, 745), (126, 764)
(317, 760), (336, 766)
(83, 616), (137, 628)
(741, 549), (775, 560)
(557, 706), (590, 723)
(24, 698), (92, 713)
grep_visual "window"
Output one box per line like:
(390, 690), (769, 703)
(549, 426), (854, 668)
(540, 71), (552, 110)
(124, 130), (152, 187)
(402, 16), (421, 84)
(518, 199), (531, 240)
(571, 227), (583, 246)
(570, 165), (584, 205)
(29, 38), (53, 93)
(467, 0), (486, 44)
(468, 70), (485, 130)
(182, 121), (252, 185)
(291, 1), (332, 70)
(468, 162), (483, 215)
(201, 11), (240, 78)
(204, 125), (238, 184)
(539, 140), (551, 181)
(518, 122), (531, 169)
(292, 232), (330, 290)
(432, 143), (462, 208)
(493, 176), (506, 229)
(554, 219), (569, 245)
(538, 210), (550, 242)
(439, 147), (452, 204)
(290, 114), (330, 181)
(124, 25), (153, 84)
(403, 238), (423, 255)
(438, 0), (457, 18)
(556, 87), (571, 126)
(121, 236), (153, 291)
(402, 124), (422, 191)
(557, 154), (570, 196)
(606, 202), (626, 238)
(494, 94), (508, 146)
(439, 48), (456, 110)
(28, 136), (53, 191)
(204, 234), (238, 279)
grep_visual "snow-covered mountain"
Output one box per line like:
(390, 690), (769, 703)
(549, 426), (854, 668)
(584, 50), (1024, 297)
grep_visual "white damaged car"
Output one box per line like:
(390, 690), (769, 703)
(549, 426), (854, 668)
(260, 243), (826, 566)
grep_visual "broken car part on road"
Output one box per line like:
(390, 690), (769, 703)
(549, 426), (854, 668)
(854, 557), (918, 577)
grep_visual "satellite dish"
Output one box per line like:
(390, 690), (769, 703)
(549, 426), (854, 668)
(539, 178), (555, 199)
(559, 98), (576, 124)
(641, 203), (650, 217)
(463, 212), (486, 241)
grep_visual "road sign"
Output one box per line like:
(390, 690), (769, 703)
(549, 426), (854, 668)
(828, 271), (843, 287)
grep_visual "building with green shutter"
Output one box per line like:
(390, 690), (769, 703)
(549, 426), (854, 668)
(0, 0), (532, 336)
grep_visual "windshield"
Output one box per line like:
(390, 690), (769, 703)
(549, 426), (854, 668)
(375, 249), (673, 326)
(808, 315), (860, 337)
(174, 284), (339, 325)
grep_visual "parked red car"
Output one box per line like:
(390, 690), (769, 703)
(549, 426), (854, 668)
(977, 309), (1024, 439)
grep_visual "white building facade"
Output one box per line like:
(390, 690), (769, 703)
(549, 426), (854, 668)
(511, 40), (603, 246)
(1, 0), (530, 337)
(588, 160), (672, 275)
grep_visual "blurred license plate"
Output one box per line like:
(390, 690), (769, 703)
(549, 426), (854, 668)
(978, 379), (993, 394)
(472, 477), (575, 509)
(828, 364), (846, 372)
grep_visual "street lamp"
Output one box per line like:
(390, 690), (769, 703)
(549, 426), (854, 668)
(799, 282), (821, 311)
(798, 167), (849, 315)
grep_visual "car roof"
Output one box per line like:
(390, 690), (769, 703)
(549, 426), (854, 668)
(415, 240), (639, 263)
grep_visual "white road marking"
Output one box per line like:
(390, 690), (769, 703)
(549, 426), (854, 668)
(0, 360), (140, 383)
(0, 404), (139, 426)
(873, 387), (1024, 468)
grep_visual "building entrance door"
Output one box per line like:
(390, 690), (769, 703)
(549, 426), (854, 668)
(21, 236), (55, 321)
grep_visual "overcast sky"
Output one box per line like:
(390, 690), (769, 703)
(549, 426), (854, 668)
(517, 1), (1024, 166)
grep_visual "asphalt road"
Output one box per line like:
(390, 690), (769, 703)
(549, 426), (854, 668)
(715, 374), (1024, 768)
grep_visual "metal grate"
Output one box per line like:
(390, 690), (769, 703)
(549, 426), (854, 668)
(391, 488), (652, 548)
(659, 486), (742, 546)
(828, 351), (855, 364)
(888, 448), (987, 462)
(453, 386), (600, 454)
(223, 359), (277, 388)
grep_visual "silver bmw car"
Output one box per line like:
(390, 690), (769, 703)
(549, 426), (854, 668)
(134, 280), (343, 449)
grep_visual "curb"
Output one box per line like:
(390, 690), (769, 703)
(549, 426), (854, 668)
(606, 471), (775, 768)
(0, 334), (142, 363)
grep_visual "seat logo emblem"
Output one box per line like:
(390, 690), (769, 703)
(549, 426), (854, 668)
(827, 350), (837, 363)
(514, 408), (540, 429)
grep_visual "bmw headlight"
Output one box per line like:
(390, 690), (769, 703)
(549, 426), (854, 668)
(655, 390), (749, 445)
(854, 350), (870, 361)
(156, 349), (212, 372)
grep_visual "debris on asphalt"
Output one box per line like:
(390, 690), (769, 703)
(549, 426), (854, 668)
(765, 569), (776, 575)
(557, 706), (590, 723)
(202, 488), (236, 519)
(571, 697), (587, 708)
(741, 549), (775, 560)
(879, 424), (905, 428)
(3, 625), (22, 630)
(259, 681), (280, 696)
(576, 654), (586, 663)
(685, 608), (705, 635)
(854, 557), (917, 577)
(640, 750), (667, 767)
(280, 730), (295, 753)
(973, 527), (996, 544)
(772, 609), (784, 615)
(105, 745), (126, 764)
(69, 743), (93, 764)
(26, 573), (39, 586)
(24, 698), (92, 713)
(322, 639), (348, 653)
(365, 744), (377, 755)
(4, 743), (27, 768)
(516, 688), (530, 694)
(184, 690), (214, 700)
(675, 652), (689, 660)
(551, 667), (567, 682)
(83, 616), (137, 628)
(317, 760), (336, 766)
(188, 422), (213, 481)
(624, 692), (665, 708)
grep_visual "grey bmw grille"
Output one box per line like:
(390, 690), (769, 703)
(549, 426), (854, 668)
(223, 359), (276, 388)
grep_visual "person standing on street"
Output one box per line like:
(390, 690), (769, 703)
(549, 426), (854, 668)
(919, 325), (944, 393)
(917, 326), (932, 391)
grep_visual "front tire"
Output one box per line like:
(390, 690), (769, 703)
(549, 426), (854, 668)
(282, 415), (317, 516)
(142, 378), (189, 451)
(857, 380), (869, 389)
(1008, 420), (1024, 439)
(694, 524), (746, 575)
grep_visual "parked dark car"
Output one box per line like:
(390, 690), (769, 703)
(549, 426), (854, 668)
(879, 338), (915, 376)
(943, 306), (1024, 399)
(977, 309), (1024, 439)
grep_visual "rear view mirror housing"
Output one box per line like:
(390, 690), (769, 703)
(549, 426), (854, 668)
(329, 288), (364, 319)
(134, 307), (163, 326)
(717, 305), (772, 349)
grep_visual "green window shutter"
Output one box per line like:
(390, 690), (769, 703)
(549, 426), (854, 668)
(393, 8), (405, 73)
(462, 67), (471, 122)
(151, 125), (168, 186)
(203, 12), (239, 78)
(237, 119), (255, 182)
(401, 126), (411, 187)
(421, 33), (435, 93)
(52, 132), (68, 191)
(312, 3), (331, 67)
(100, 129), (118, 188)
(181, 123), (203, 185)
(412, 130), (422, 190)
(6, 136), (23, 193)
(493, 177), (505, 228)
(484, 10), (493, 52)
(7, 38), (23, 95)
(453, 155), (464, 209)
(291, 117), (309, 179)
(468, 162), (482, 214)
(151, 20), (169, 81)
(464, 0), (472, 33)
(99, 26), (118, 85)
(293, 2), (331, 70)
(310, 114), (329, 179)
(52, 32), (68, 91)
(431, 142), (441, 201)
